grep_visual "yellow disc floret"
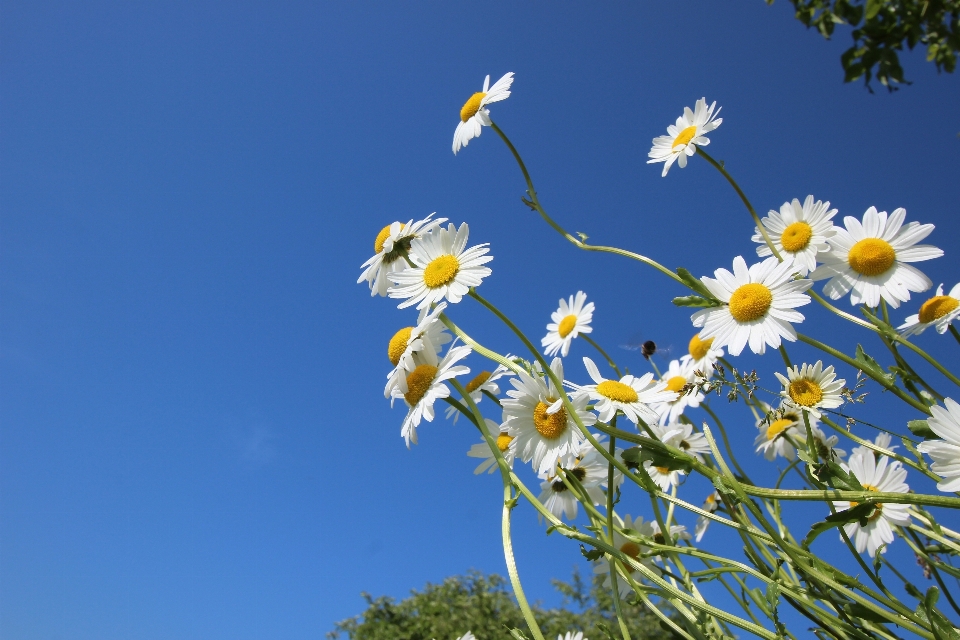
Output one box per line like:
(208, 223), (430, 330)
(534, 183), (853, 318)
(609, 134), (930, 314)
(672, 125), (697, 148)
(848, 238), (896, 277)
(558, 314), (578, 338)
(781, 221), (813, 253)
(918, 295), (959, 324)
(665, 376), (687, 395)
(460, 92), (486, 122)
(388, 327), (413, 366)
(689, 334), (713, 361)
(533, 401), (568, 439)
(404, 364), (438, 406)
(374, 224), (397, 254)
(465, 371), (492, 394)
(766, 418), (793, 440)
(496, 432), (514, 452)
(789, 379), (823, 407)
(620, 541), (641, 568)
(728, 283), (773, 323)
(596, 380), (639, 403)
(423, 254), (460, 288)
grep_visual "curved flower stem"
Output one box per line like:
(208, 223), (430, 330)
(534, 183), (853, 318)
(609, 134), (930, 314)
(950, 325), (960, 347)
(892, 334), (960, 389)
(819, 415), (942, 483)
(604, 419), (632, 640)
(439, 313), (525, 376)
(582, 334), (622, 377)
(701, 402), (754, 483)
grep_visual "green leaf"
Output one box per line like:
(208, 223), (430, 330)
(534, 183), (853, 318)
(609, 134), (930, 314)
(865, 0), (883, 20)
(672, 295), (721, 308)
(675, 267), (718, 301)
(854, 344), (896, 386)
(811, 460), (865, 491)
(580, 545), (604, 561)
(802, 503), (878, 548)
(908, 419), (936, 439)
(842, 602), (890, 624)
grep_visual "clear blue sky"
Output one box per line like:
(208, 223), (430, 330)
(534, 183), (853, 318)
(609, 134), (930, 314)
(2, 2), (959, 638)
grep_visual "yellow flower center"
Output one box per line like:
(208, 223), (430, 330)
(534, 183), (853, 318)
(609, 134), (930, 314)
(918, 295), (959, 324)
(728, 283), (773, 323)
(460, 92), (486, 122)
(848, 238), (896, 277)
(533, 401), (568, 439)
(689, 334), (713, 361)
(672, 125), (697, 148)
(465, 371), (491, 393)
(665, 376), (687, 394)
(765, 418), (793, 441)
(496, 432), (514, 452)
(423, 254), (460, 288)
(558, 314), (578, 338)
(374, 224), (396, 254)
(403, 364), (438, 406)
(781, 221), (813, 253)
(789, 379), (823, 407)
(388, 327), (413, 366)
(655, 466), (670, 475)
(619, 541), (641, 570)
(596, 380), (639, 403)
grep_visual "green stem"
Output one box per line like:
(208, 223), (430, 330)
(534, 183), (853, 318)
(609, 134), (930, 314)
(604, 421), (632, 640)
(950, 325), (960, 347)
(701, 402), (753, 483)
(582, 334), (622, 377)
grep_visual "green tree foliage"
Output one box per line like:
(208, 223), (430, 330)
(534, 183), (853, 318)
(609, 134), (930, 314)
(770, 0), (960, 89)
(328, 570), (677, 640)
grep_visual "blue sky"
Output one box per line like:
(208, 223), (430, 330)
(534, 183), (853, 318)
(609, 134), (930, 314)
(2, 2), (959, 638)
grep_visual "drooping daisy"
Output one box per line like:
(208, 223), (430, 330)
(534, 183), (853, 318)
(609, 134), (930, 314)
(811, 424), (846, 461)
(466, 418), (516, 475)
(639, 423), (708, 491)
(452, 72), (514, 155)
(694, 492), (721, 542)
(899, 283), (960, 337)
(357, 213), (446, 297)
(752, 196), (838, 276)
(754, 402), (806, 461)
(575, 357), (676, 426)
(503, 358), (597, 475)
(691, 256), (813, 356)
(384, 302), (451, 398)
(542, 291), (594, 357)
(392, 345), (472, 447)
(444, 362), (512, 423)
(917, 397), (960, 492)
(651, 358), (703, 425)
(388, 222), (493, 311)
(811, 207), (942, 308)
(647, 98), (722, 177)
(681, 334), (723, 380)
(833, 449), (912, 557)
(537, 443), (609, 521)
(775, 361), (845, 420)
(592, 514), (656, 597)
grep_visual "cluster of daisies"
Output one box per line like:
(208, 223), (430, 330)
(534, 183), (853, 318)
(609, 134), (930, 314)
(454, 632), (585, 640)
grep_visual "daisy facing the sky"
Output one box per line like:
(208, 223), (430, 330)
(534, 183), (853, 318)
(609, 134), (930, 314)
(682, 333), (723, 380)
(691, 256), (812, 356)
(452, 72), (514, 154)
(754, 401), (806, 461)
(384, 302), (451, 398)
(542, 291), (594, 357)
(752, 196), (838, 276)
(811, 207), (942, 308)
(650, 358), (703, 425)
(357, 213), (446, 297)
(898, 283), (960, 337)
(917, 397), (960, 493)
(391, 344), (471, 447)
(575, 357), (675, 426)
(388, 222), (493, 311)
(647, 97), (722, 177)
(774, 361), (845, 420)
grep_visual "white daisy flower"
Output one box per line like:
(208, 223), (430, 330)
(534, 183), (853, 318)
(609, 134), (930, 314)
(384, 302), (451, 398)
(576, 357), (676, 426)
(694, 492), (721, 542)
(833, 449), (912, 557)
(651, 358), (703, 425)
(503, 358), (597, 475)
(466, 419), (516, 475)
(811, 207), (942, 308)
(389, 222), (493, 311)
(899, 283), (960, 337)
(753, 196), (838, 276)
(592, 514), (656, 597)
(811, 424), (847, 461)
(537, 440), (612, 521)
(391, 345), (471, 447)
(456, 633), (476, 640)
(542, 291), (594, 357)
(444, 362), (512, 423)
(918, 397), (960, 492)
(775, 361), (845, 420)
(681, 334), (723, 380)
(559, 633), (586, 640)
(357, 213), (446, 297)
(638, 423), (708, 490)
(452, 72), (514, 155)
(754, 402), (806, 461)
(647, 98), (722, 177)
(850, 432), (898, 460)
(691, 256), (813, 356)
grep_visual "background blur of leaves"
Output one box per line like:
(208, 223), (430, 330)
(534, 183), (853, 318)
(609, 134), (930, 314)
(770, 0), (959, 89)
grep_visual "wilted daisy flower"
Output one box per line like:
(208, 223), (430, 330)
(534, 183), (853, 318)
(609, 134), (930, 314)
(358, 214), (447, 297)
(542, 291), (594, 357)
(444, 362), (512, 423)
(503, 358), (597, 475)
(833, 449), (911, 557)
(466, 418), (516, 475)
(392, 345), (471, 447)
(389, 222), (493, 311)
(647, 97), (722, 177)
(694, 492), (721, 542)
(775, 361), (845, 420)
(682, 334), (723, 380)
(754, 402), (806, 461)
(811, 207), (942, 308)
(384, 302), (451, 398)
(918, 397), (960, 492)
(537, 442), (611, 521)
(576, 357), (675, 426)
(691, 256), (813, 356)
(753, 196), (838, 276)
(899, 283), (960, 337)
(452, 72), (514, 154)
(651, 358), (703, 425)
